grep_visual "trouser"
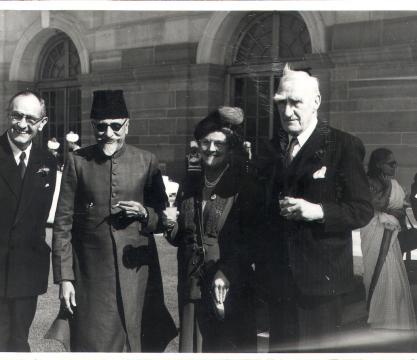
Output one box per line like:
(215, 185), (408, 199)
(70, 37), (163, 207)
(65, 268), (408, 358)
(269, 292), (343, 352)
(0, 296), (38, 352)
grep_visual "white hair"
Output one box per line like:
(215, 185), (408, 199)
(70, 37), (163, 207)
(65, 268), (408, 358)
(275, 63), (320, 100)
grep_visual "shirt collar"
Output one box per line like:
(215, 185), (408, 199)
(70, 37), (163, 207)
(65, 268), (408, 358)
(7, 131), (32, 165)
(288, 117), (318, 148)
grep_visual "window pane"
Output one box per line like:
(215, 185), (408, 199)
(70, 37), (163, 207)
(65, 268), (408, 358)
(37, 33), (82, 161)
(233, 12), (311, 65)
(68, 88), (82, 141)
(230, 12), (311, 156)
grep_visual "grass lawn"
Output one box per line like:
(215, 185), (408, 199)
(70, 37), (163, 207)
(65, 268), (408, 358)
(29, 230), (179, 352)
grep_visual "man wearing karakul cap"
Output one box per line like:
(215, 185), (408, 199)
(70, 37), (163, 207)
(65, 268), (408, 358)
(51, 90), (176, 352)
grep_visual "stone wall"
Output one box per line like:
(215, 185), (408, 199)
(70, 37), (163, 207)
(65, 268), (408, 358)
(2, 11), (417, 185)
(328, 15), (417, 190)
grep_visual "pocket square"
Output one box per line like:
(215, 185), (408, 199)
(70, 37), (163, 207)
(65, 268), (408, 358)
(313, 166), (327, 179)
(44, 183), (50, 188)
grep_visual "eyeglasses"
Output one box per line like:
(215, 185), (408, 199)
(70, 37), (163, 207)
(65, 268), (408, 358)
(92, 118), (128, 132)
(199, 139), (227, 150)
(9, 111), (44, 125)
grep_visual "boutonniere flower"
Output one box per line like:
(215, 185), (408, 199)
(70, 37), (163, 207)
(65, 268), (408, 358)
(36, 166), (50, 177)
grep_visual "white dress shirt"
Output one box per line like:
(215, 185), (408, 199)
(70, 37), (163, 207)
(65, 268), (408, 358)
(288, 117), (318, 159)
(7, 132), (32, 166)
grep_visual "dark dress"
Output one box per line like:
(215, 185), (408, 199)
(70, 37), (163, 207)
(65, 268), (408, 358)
(168, 164), (260, 352)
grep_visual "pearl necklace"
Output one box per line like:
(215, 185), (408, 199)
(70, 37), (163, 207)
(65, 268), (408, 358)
(204, 164), (230, 188)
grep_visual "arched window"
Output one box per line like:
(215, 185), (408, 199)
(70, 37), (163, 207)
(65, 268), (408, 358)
(36, 32), (81, 155)
(228, 12), (311, 156)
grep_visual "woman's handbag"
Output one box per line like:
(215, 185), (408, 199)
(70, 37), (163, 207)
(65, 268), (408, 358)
(398, 213), (417, 253)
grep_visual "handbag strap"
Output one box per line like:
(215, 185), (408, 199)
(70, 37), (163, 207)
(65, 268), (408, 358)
(194, 197), (205, 250)
(188, 197), (205, 277)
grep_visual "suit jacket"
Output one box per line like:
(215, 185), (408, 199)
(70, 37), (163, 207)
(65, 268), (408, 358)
(52, 143), (176, 351)
(264, 121), (373, 297)
(0, 132), (56, 298)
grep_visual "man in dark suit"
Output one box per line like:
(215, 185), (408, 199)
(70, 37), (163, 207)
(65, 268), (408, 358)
(265, 65), (373, 351)
(0, 90), (56, 351)
(52, 90), (176, 352)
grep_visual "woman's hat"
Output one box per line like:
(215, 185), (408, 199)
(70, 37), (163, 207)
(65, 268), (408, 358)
(90, 90), (129, 120)
(193, 106), (244, 141)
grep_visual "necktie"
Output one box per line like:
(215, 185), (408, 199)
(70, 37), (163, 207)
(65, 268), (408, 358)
(18, 151), (26, 179)
(284, 137), (298, 167)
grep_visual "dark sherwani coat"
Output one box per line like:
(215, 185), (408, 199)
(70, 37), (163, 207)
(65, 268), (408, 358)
(170, 165), (261, 352)
(264, 121), (374, 298)
(52, 143), (176, 352)
(0, 133), (56, 298)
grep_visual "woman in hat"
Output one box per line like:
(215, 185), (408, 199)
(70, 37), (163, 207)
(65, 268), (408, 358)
(166, 106), (261, 352)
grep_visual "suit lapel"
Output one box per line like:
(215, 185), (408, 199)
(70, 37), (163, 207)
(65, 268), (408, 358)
(284, 121), (329, 190)
(0, 133), (21, 199)
(13, 146), (43, 225)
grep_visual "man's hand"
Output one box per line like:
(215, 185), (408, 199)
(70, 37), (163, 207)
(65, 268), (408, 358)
(163, 208), (178, 230)
(279, 196), (324, 222)
(113, 201), (147, 219)
(212, 270), (230, 304)
(60, 281), (76, 315)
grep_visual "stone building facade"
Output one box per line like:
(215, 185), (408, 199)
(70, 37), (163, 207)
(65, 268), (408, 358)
(0, 10), (417, 187)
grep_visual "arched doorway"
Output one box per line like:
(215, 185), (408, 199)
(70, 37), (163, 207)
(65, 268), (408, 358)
(35, 32), (81, 155)
(227, 12), (312, 156)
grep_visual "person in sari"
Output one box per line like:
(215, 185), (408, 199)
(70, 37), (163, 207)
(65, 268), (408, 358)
(361, 147), (416, 330)
(166, 106), (260, 352)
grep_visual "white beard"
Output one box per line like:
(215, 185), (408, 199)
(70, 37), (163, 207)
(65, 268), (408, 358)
(101, 142), (120, 156)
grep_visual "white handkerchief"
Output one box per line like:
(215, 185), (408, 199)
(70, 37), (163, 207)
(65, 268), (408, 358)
(414, 193), (417, 199)
(313, 166), (327, 179)
(44, 183), (50, 188)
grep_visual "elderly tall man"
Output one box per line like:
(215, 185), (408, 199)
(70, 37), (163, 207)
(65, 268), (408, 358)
(52, 90), (176, 352)
(0, 90), (56, 351)
(263, 65), (373, 351)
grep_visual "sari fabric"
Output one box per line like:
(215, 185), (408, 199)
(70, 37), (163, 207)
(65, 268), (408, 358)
(361, 179), (416, 330)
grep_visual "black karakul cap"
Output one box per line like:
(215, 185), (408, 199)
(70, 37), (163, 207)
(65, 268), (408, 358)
(194, 106), (244, 140)
(90, 90), (129, 120)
